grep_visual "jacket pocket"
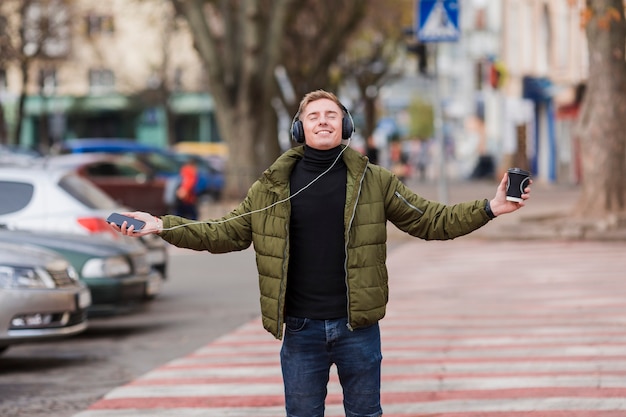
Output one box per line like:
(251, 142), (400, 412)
(394, 191), (424, 214)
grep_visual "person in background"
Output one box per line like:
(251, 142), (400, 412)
(175, 156), (199, 219)
(415, 139), (431, 182)
(109, 89), (531, 417)
(365, 134), (379, 165)
(389, 137), (410, 183)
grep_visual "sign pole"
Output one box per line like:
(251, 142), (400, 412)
(416, 0), (459, 204)
(432, 44), (448, 204)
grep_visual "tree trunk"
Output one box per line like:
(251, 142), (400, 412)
(14, 59), (29, 147)
(574, 0), (626, 217)
(172, 0), (291, 199)
(214, 98), (280, 199)
(363, 95), (376, 139)
(0, 102), (8, 145)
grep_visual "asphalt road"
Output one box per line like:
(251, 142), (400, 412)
(0, 246), (260, 417)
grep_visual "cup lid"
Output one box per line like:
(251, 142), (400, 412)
(507, 167), (530, 176)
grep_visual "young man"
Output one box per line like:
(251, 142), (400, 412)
(111, 89), (531, 417)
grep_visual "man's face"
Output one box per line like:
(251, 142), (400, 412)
(301, 98), (343, 150)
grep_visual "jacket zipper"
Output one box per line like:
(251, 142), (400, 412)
(395, 191), (424, 214)
(278, 203), (290, 339)
(344, 166), (368, 331)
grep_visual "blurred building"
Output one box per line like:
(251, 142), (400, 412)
(496, 0), (587, 184)
(379, 0), (587, 184)
(379, 0), (504, 180)
(0, 0), (220, 152)
(1, 0), (590, 182)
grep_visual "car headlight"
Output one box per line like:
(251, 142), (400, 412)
(82, 256), (131, 278)
(67, 265), (80, 282)
(0, 265), (51, 289)
(46, 259), (80, 285)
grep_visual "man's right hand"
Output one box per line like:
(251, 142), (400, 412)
(109, 211), (162, 236)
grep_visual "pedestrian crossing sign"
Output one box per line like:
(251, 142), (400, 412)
(417, 0), (460, 43)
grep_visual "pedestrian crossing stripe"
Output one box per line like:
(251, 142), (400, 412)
(418, 0), (460, 43)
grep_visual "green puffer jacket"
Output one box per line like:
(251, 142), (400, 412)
(159, 145), (492, 339)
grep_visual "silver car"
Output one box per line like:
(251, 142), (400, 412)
(0, 229), (162, 317)
(0, 164), (168, 279)
(0, 241), (91, 355)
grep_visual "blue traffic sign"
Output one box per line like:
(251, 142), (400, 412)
(417, 0), (460, 43)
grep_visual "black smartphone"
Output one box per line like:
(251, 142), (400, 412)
(106, 213), (146, 231)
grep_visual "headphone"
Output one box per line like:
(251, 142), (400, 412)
(291, 103), (355, 143)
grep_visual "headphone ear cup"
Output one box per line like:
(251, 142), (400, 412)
(342, 114), (355, 139)
(291, 119), (305, 143)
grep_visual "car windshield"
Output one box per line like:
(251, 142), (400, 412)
(131, 152), (180, 175)
(58, 173), (118, 209)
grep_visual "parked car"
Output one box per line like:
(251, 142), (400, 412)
(172, 141), (228, 172)
(0, 144), (41, 166)
(58, 138), (180, 176)
(59, 138), (224, 200)
(44, 153), (170, 215)
(0, 164), (168, 279)
(0, 229), (162, 317)
(0, 241), (91, 355)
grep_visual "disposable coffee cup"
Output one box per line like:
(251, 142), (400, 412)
(506, 168), (531, 203)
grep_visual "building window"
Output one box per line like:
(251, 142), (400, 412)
(85, 14), (115, 36)
(23, 0), (71, 58)
(88, 68), (115, 93)
(0, 15), (8, 41)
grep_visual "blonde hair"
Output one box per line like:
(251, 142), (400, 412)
(296, 89), (344, 118)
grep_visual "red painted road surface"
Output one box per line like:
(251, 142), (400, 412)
(72, 239), (626, 417)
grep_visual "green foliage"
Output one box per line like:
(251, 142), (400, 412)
(407, 96), (434, 140)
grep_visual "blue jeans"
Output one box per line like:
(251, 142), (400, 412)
(280, 316), (383, 417)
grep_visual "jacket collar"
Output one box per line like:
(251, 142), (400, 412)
(261, 145), (368, 194)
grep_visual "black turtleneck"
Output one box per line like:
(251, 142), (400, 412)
(285, 145), (348, 319)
